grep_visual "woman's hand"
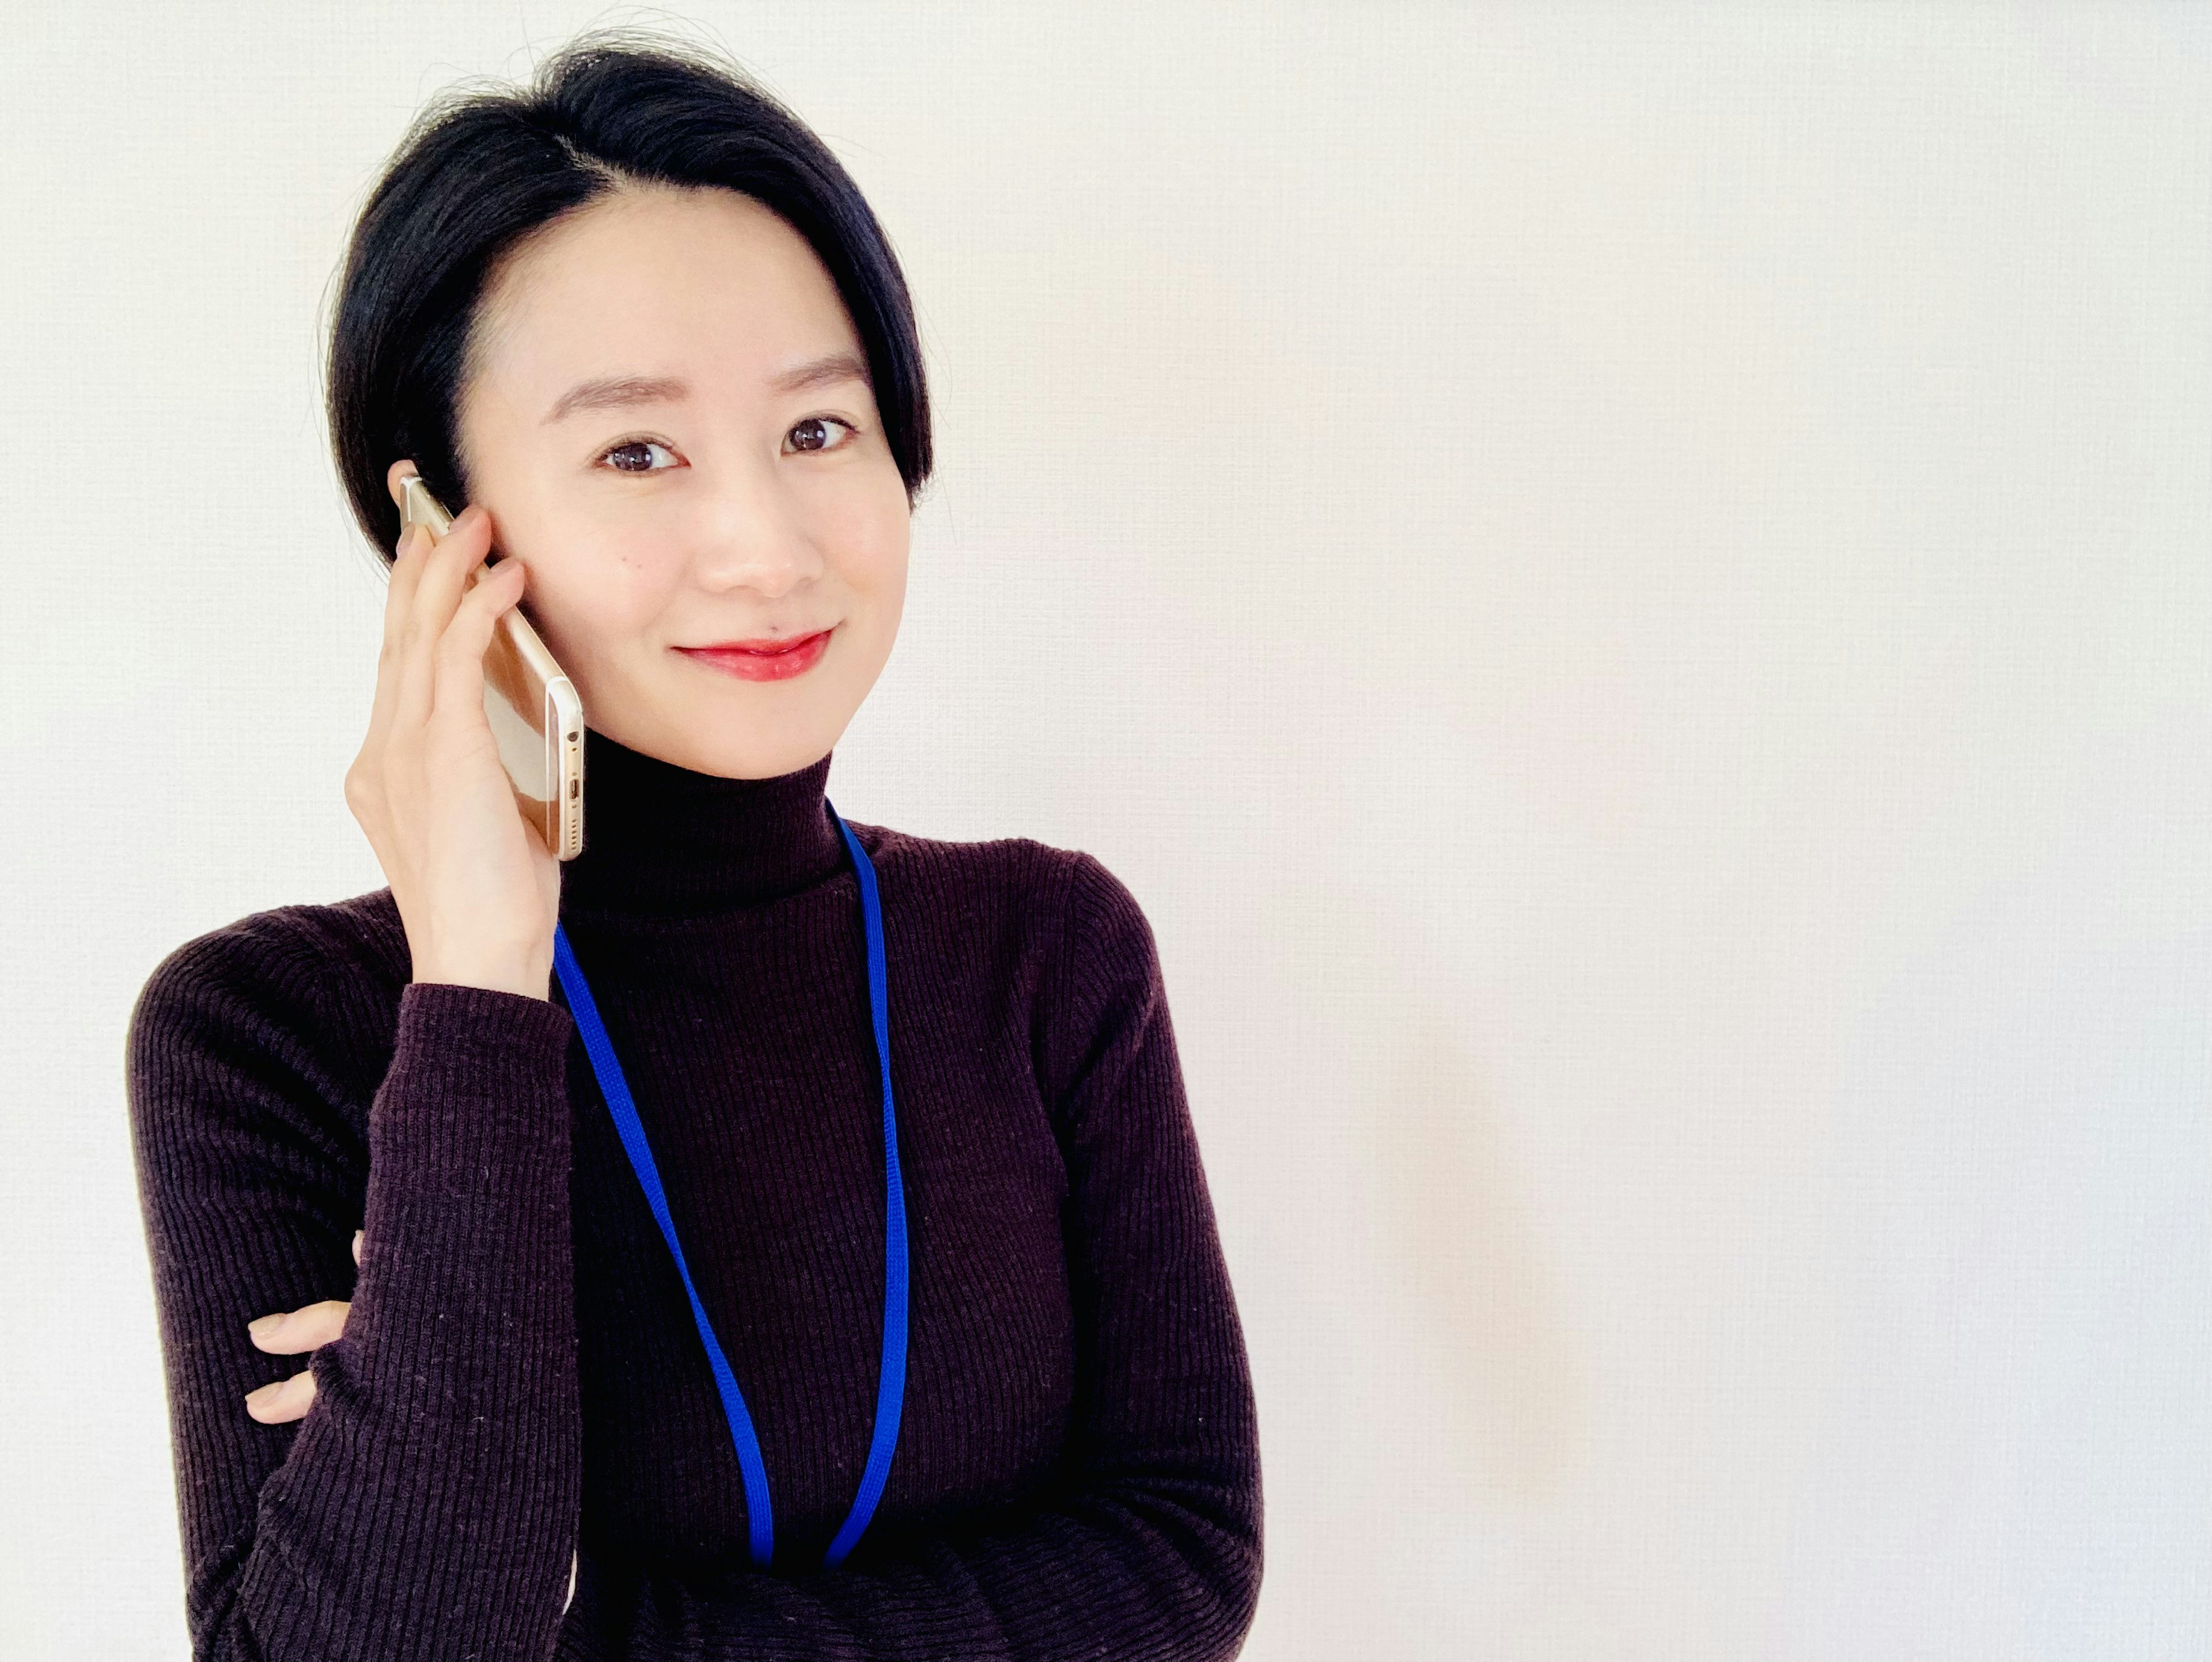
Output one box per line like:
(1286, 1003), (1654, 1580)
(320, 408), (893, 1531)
(242, 1232), (581, 1609)
(344, 461), (560, 1000)
(243, 1238), (582, 1599)
(244, 1230), (363, 1424)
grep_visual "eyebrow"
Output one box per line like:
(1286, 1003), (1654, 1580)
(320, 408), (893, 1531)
(770, 350), (873, 397)
(541, 351), (873, 425)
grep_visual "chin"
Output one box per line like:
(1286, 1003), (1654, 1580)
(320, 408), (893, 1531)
(635, 696), (849, 781)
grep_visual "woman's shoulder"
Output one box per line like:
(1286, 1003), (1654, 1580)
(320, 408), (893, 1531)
(846, 821), (1149, 934)
(848, 821), (1161, 1002)
(137, 886), (407, 1008)
(127, 888), (411, 1110)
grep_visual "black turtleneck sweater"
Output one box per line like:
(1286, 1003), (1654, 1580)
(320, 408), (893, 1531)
(124, 732), (1260, 1661)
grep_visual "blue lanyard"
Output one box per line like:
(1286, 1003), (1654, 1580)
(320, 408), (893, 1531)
(550, 801), (909, 1572)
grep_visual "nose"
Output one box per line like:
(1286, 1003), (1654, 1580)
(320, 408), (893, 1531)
(686, 458), (826, 599)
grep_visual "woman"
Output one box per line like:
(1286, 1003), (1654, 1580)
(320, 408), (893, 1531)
(124, 30), (1261, 1661)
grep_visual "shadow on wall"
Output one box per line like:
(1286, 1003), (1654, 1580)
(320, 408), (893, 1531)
(1369, 1005), (1584, 1504)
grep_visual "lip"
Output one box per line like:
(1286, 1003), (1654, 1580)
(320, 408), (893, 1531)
(675, 628), (834, 683)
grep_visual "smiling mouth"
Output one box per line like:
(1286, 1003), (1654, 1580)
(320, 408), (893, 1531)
(685, 632), (831, 654)
(675, 630), (834, 681)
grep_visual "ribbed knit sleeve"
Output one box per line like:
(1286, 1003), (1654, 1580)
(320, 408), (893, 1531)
(126, 917), (584, 1661)
(548, 850), (1262, 1661)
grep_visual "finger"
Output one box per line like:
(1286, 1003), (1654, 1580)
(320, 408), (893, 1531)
(386, 513), (431, 609)
(244, 1368), (317, 1424)
(353, 1228), (363, 1266)
(433, 558), (527, 724)
(381, 521), (434, 669)
(366, 523), (432, 748)
(395, 506), (493, 731)
(247, 1297), (352, 1354)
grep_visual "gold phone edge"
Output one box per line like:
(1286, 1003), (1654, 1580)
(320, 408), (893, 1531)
(400, 473), (587, 861)
(544, 672), (586, 860)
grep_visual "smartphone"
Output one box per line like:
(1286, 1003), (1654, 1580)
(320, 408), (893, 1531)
(393, 466), (586, 860)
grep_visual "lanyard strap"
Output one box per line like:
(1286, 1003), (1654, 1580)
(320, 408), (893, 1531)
(550, 801), (910, 1571)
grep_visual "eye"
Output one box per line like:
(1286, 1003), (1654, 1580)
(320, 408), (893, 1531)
(599, 438), (681, 474)
(787, 416), (859, 455)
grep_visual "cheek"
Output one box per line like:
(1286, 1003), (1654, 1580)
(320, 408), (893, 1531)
(826, 472), (913, 602)
(523, 540), (681, 673)
(840, 532), (909, 671)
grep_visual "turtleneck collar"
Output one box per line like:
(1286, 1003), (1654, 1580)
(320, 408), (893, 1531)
(558, 726), (847, 919)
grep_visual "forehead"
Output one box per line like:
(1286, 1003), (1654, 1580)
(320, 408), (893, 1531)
(467, 184), (857, 395)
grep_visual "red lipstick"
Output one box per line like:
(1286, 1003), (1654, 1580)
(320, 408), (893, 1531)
(676, 629), (834, 683)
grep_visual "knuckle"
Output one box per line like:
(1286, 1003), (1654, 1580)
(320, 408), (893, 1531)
(277, 1371), (316, 1417)
(438, 623), (487, 668)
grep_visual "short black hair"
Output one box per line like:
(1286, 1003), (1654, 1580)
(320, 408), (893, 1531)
(324, 28), (933, 560)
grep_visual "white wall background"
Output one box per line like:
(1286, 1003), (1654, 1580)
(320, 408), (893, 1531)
(3, 4), (2207, 1657)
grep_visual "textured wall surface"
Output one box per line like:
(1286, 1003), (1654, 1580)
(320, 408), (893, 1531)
(3, 5), (2207, 1657)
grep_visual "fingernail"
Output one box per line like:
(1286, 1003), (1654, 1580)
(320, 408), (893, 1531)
(248, 1313), (283, 1342)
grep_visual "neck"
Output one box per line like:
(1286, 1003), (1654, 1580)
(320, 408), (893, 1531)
(558, 727), (846, 918)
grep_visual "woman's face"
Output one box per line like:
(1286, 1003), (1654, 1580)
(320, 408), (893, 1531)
(441, 183), (910, 780)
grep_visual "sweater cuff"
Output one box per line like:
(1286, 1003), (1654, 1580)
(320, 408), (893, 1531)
(370, 981), (576, 1201)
